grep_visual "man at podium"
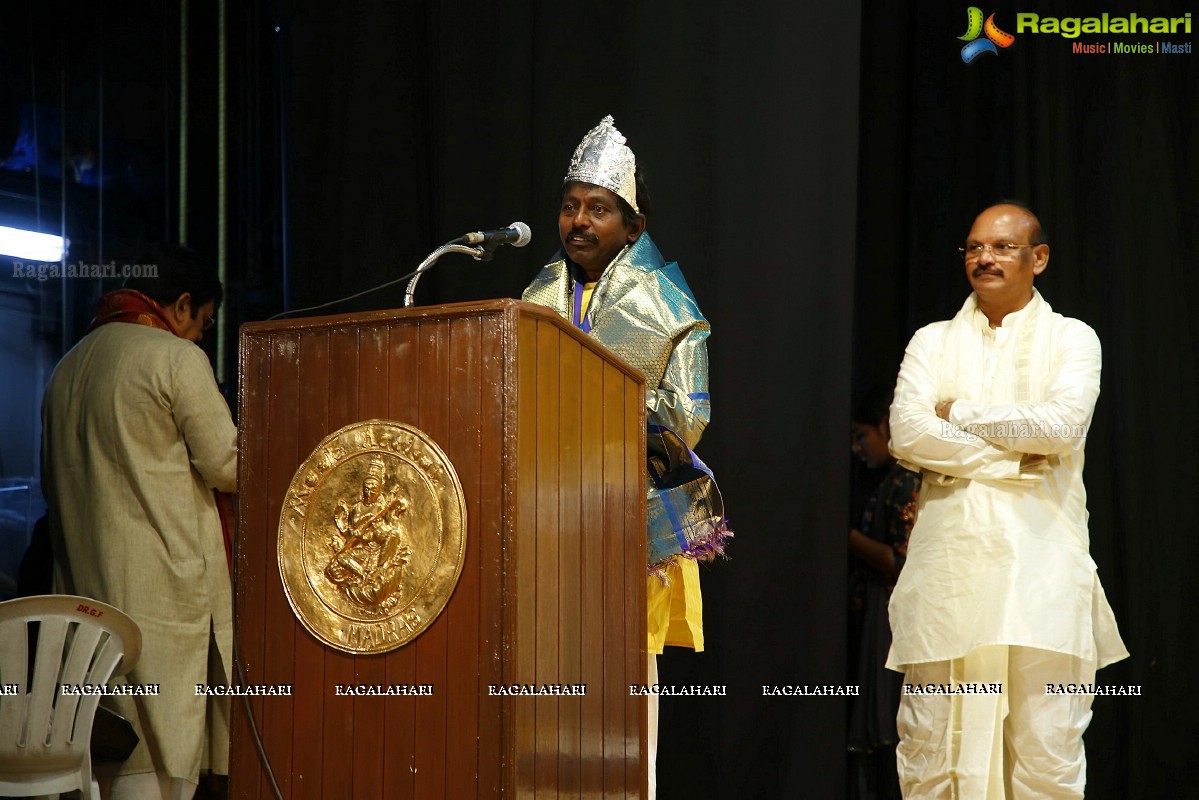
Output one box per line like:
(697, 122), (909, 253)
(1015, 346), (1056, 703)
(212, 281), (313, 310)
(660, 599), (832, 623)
(523, 115), (728, 798)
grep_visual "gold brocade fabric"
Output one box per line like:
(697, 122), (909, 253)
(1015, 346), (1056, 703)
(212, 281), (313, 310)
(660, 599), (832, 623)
(523, 233), (712, 451)
(524, 233), (716, 652)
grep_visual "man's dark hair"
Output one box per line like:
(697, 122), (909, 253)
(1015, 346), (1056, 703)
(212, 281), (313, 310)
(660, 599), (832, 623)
(852, 386), (893, 427)
(124, 242), (223, 315)
(616, 168), (651, 227)
(989, 198), (1048, 245)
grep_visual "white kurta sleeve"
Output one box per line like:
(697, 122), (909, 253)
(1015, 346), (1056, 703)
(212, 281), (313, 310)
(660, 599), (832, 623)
(948, 320), (1100, 456)
(172, 345), (238, 493)
(889, 324), (1023, 481)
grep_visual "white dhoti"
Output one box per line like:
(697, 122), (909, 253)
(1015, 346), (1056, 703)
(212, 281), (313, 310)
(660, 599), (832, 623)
(647, 653), (659, 799)
(896, 646), (1095, 799)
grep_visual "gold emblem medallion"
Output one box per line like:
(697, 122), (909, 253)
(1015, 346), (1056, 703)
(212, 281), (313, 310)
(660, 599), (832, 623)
(277, 420), (467, 654)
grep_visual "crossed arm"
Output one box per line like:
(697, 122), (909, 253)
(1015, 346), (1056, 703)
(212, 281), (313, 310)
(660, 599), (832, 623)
(889, 321), (1100, 481)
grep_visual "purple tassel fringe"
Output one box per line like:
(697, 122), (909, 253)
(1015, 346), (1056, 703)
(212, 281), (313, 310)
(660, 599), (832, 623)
(648, 518), (734, 583)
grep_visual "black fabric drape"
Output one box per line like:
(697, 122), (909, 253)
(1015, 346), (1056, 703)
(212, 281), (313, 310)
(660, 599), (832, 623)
(273, 1), (860, 797)
(856, 2), (1198, 798)
(242, 0), (1197, 797)
(12, 0), (1192, 794)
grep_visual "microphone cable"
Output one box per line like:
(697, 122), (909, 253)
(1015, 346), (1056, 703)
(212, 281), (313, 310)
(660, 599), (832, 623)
(265, 267), (422, 321)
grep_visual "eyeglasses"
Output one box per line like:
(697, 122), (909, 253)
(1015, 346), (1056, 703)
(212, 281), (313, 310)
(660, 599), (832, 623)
(202, 314), (216, 331)
(958, 243), (1038, 261)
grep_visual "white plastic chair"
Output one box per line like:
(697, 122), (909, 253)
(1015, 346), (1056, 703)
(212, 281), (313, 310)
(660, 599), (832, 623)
(0, 594), (142, 800)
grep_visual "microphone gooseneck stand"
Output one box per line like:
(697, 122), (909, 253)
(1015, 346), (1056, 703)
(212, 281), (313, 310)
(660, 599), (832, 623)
(402, 242), (491, 308)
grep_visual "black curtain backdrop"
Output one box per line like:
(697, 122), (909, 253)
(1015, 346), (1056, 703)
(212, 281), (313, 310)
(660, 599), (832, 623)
(226, 0), (1196, 797)
(6, 0), (1193, 796)
(265, 1), (861, 797)
(855, 1), (1198, 799)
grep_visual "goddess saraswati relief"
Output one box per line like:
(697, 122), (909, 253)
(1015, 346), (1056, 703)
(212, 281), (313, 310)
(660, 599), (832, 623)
(325, 456), (412, 612)
(277, 420), (467, 655)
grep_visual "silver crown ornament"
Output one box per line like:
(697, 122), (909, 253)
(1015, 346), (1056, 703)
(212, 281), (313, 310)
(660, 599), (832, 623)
(564, 115), (639, 213)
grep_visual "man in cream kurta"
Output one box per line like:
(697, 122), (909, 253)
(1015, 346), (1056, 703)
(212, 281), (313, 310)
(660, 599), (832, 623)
(887, 204), (1127, 799)
(42, 248), (236, 800)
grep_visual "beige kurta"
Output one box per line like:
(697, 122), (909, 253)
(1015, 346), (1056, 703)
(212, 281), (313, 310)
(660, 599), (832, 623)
(42, 322), (237, 780)
(887, 291), (1127, 671)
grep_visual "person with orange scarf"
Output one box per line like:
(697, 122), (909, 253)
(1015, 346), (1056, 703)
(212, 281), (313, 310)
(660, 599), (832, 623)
(42, 243), (237, 800)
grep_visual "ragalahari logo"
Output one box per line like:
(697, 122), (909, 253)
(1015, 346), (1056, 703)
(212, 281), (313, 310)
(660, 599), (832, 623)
(959, 7), (1016, 62)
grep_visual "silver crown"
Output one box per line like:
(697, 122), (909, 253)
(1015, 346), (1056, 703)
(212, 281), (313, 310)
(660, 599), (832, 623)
(564, 115), (638, 213)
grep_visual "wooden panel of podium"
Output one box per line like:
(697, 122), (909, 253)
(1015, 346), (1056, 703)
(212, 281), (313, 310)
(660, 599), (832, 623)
(232, 299), (648, 798)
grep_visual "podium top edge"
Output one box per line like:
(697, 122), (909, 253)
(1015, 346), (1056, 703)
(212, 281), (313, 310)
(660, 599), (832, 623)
(239, 298), (521, 334)
(238, 298), (646, 385)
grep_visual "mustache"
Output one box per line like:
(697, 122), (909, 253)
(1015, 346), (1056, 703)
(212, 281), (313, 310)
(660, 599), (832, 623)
(567, 228), (599, 244)
(973, 266), (1004, 277)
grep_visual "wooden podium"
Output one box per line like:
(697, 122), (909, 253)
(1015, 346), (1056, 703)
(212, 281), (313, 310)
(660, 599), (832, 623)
(233, 299), (648, 798)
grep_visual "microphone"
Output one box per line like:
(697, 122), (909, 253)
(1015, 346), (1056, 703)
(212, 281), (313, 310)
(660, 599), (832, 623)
(457, 221), (532, 249)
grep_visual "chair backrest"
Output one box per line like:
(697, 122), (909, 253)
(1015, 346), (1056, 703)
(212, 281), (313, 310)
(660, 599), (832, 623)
(0, 594), (141, 778)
